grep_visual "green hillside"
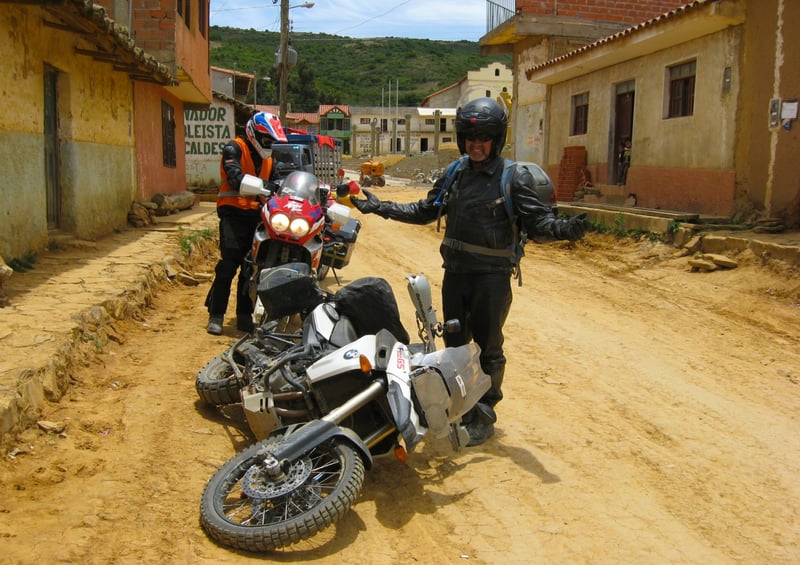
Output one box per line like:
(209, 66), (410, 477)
(209, 26), (511, 111)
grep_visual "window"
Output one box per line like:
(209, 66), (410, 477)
(161, 101), (176, 168)
(425, 119), (435, 125)
(360, 117), (372, 125)
(571, 92), (589, 135)
(667, 60), (696, 118)
(199, 0), (207, 36)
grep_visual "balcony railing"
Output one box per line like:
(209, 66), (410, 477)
(486, 0), (515, 33)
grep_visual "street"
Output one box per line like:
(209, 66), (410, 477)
(1, 184), (799, 564)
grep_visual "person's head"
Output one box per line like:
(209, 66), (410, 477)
(455, 97), (508, 162)
(245, 111), (288, 159)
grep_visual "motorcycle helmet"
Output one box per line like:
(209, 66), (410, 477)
(245, 111), (288, 159)
(455, 97), (508, 157)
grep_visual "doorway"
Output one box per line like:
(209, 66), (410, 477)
(613, 81), (635, 184)
(44, 66), (61, 230)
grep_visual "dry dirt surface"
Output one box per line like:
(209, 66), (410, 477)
(2, 185), (800, 564)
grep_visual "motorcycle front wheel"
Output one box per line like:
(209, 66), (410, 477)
(200, 433), (366, 552)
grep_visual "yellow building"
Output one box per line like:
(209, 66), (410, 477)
(1, 0), (211, 260)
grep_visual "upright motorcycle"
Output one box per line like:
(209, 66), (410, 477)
(238, 171), (361, 325)
(197, 265), (493, 552)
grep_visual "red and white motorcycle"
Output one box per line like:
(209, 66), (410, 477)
(239, 171), (361, 324)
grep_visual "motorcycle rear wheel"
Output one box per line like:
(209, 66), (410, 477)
(195, 354), (241, 406)
(200, 434), (365, 552)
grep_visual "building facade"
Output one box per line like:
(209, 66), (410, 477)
(0, 0), (211, 261)
(480, 0), (687, 165)
(511, 0), (800, 224)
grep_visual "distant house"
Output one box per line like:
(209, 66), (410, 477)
(1, 0), (211, 261)
(421, 62), (512, 110)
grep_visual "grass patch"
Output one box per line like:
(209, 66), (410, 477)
(178, 228), (215, 254)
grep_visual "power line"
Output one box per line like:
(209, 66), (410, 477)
(332, 0), (411, 35)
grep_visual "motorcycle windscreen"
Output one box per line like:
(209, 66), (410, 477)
(411, 342), (491, 438)
(277, 172), (322, 206)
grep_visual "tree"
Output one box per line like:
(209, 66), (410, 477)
(288, 61), (320, 113)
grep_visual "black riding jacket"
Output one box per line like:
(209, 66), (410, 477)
(372, 155), (559, 274)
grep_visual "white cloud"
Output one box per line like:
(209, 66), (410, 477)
(210, 0), (487, 41)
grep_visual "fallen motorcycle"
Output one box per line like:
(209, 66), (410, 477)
(238, 171), (361, 326)
(197, 265), (492, 552)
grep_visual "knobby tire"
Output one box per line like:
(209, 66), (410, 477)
(199, 434), (365, 552)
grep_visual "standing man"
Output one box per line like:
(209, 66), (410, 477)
(350, 97), (588, 446)
(205, 111), (287, 335)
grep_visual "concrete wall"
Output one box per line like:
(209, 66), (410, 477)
(735, 0), (800, 225)
(133, 84), (187, 200)
(0, 6), (136, 259)
(184, 100), (235, 188)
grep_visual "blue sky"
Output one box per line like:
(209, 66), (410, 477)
(209, 0), (488, 41)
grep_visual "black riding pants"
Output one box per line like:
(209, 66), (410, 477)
(441, 271), (512, 407)
(205, 213), (260, 318)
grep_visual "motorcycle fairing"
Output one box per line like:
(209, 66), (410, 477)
(266, 194), (326, 245)
(384, 342), (425, 451)
(305, 334), (377, 383)
(304, 331), (425, 451)
(251, 227), (323, 269)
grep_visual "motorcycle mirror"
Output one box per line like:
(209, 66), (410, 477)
(240, 174), (271, 197)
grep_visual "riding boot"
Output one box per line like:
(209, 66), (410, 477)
(462, 402), (497, 447)
(207, 314), (224, 336)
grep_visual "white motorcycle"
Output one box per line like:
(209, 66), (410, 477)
(198, 265), (493, 552)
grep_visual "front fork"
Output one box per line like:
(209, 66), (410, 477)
(260, 379), (389, 478)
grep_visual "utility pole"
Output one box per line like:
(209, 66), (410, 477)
(278, 0), (289, 123)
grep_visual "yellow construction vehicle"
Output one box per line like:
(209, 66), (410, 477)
(359, 160), (385, 187)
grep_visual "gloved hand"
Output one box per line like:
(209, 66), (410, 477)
(265, 181), (281, 196)
(350, 189), (382, 214)
(554, 212), (589, 241)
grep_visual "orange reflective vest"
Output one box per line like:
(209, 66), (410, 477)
(217, 138), (274, 211)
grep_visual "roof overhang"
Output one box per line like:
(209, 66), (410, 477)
(526, 1), (745, 85)
(167, 66), (212, 105)
(5, 0), (176, 85)
(480, 14), (627, 56)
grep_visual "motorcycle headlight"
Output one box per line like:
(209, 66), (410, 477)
(270, 213), (290, 233)
(290, 218), (310, 237)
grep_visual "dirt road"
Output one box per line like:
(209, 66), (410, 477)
(2, 185), (799, 564)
